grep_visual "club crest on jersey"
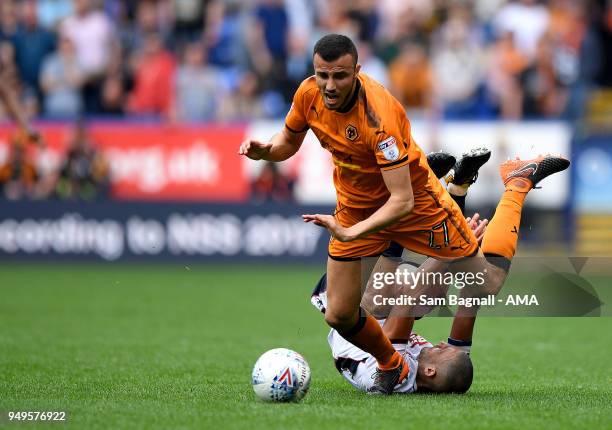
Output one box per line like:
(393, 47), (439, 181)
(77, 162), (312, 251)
(378, 136), (399, 161)
(345, 124), (359, 141)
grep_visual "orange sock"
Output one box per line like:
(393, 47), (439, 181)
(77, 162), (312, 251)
(481, 187), (527, 260)
(378, 350), (403, 371)
(342, 314), (398, 368)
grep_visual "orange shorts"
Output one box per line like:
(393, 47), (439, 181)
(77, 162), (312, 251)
(329, 190), (478, 260)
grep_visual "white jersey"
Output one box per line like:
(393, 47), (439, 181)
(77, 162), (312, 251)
(328, 320), (433, 394)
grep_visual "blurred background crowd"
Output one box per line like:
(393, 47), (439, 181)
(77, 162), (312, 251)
(1, 0), (611, 207)
(0, 0), (608, 255)
(0, 122), (110, 201)
(1, 0), (611, 124)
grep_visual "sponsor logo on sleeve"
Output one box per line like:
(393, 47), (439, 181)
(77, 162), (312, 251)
(378, 136), (399, 162)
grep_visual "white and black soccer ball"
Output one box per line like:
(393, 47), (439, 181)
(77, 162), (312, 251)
(251, 348), (311, 402)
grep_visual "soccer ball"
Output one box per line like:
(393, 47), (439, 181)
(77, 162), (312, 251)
(251, 348), (311, 402)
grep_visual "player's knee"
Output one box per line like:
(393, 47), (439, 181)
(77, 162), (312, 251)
(484, 265), (507, 296)
(324, 309), (357, 331)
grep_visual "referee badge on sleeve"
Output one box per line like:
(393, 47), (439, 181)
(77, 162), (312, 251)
(378, 137), (399, 161)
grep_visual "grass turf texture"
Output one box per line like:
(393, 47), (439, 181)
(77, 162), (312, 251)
(1, 264), (611, 430)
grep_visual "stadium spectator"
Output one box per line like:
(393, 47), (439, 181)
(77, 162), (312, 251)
(356, 40), (389, 88)
(218, 71), (264, 121)
(594, 0), (612, 87)
(0, 136), (39, 200)
(175, 41), (220, 122)
(0, 0), (605, 123)
(522, 34), (563, 118)
(250, 161), (294, 204)
(245, 0), (293, 108)
(60, 0), (116, 113)
(0, 0), (18, 41)
(492, 0), (550, 61)
(40, 36), (84, 118)
(388, 41), (432, 112)
(121, 0), (173, 56)
(474, 0), (507, 24)
(285, 0), (314, 83)
(376, 0), (434, 44)
(53, 122), (110, 201)
(99, 72), (126, 117)
(431, 15), (485, 118)
(0, 38), (41, 144)
(37, 0), (73, 30)
(204, 1), (247, 69)
(127, 32), (176, 118)
(486, 31), (528, 119)
(311, 0), (357, 45)
(286, 0), (314, 44)
(99, 36), (130, 117)
(12, 0), (56, 102)
(345, 0), (378, 43)
(172, 0), (210, 43)
(0, 41), (38, 121)
(285, 0), (314, 63)
(285, 29), (311, 84)
(562, 0), (609, 119)
(443, 0), (486, 47)
(250, 0), (289, 65)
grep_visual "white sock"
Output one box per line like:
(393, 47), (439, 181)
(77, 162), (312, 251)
(447, 337), (472, 355)
(447, 182), (468, 196)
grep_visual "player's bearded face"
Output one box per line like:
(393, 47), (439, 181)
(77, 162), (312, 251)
(313, 53), (360, 111)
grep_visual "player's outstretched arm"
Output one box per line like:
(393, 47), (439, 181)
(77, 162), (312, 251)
(304, 164), (414, 242)
(238, 127), (306, 162)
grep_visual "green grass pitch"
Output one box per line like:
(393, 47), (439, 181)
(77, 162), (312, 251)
(1, 264), (611, 429)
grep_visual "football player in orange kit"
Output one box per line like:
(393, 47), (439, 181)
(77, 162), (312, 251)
(239, 34), (569, 394)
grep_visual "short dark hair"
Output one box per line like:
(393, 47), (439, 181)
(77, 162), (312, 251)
(313, 34), (358, 66)
(440, 352), (473, 394)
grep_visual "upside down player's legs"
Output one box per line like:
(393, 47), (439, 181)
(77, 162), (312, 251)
(380, 155), (570, 346)
(406, 187), (526, 344)
(361, 257), (448, 344)
(361, 255), (418, 343)
(365, 190), (482, 342)
(325, 257), (401, 369)
(480, 189), (526, 261)
(361, 255), (400, 318)
(448, 153), (570, 342)
(448, 189), (527, 342)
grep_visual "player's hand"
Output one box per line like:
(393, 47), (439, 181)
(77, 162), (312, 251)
(302, 214), (355, 242)
(466, 213), (488, 244)
(238, 139), (271, 160)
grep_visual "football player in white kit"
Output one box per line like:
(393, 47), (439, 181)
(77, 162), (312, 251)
(312, 274), (474, 394)
(310, 150), (491, 393)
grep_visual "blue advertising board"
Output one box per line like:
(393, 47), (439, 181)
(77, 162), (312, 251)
(574, 135), (612, 213)
(0, 202), (334, 263)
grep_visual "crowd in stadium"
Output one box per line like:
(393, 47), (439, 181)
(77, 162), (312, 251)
(1, 0), (611, 123)
(0, 121), (110, 200)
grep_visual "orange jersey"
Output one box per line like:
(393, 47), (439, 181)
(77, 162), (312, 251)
(285, 73), (434, 209)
